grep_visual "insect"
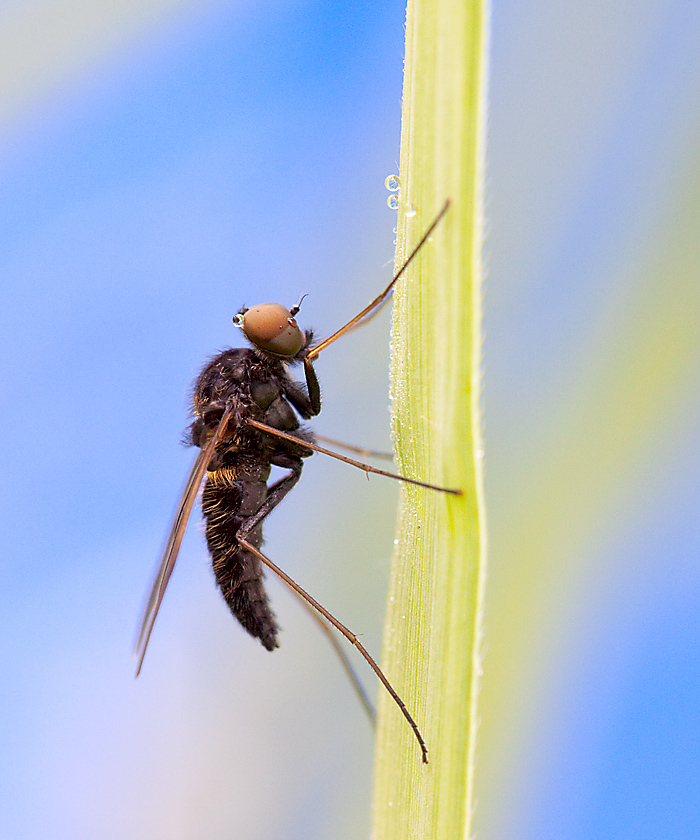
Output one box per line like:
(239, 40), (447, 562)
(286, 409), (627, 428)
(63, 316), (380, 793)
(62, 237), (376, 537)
(136, 200), (457, 763)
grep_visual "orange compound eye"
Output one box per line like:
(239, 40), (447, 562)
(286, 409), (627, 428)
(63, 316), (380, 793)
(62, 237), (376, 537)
(236, 303), (304, 357)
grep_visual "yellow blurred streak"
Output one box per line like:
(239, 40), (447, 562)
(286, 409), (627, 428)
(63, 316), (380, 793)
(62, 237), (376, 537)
(0, 0), (218, 137)
(477, 126), (700, 832)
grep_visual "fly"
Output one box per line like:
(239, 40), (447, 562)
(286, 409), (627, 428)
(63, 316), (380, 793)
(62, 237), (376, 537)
(136, 199), (457, 763)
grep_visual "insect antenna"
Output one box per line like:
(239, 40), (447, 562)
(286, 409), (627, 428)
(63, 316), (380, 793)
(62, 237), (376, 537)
(238, 536), (428, 763)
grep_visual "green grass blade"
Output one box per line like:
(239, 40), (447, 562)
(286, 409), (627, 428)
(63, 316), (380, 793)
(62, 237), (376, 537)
(371, 0), (489, 837)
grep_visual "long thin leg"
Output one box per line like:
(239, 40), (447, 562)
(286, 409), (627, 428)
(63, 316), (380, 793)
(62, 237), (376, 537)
(230, 457), (376, 724)
(238, 536), (428, 763)
(313, 433), (394, 461)
(247, 419), (462, 496)
(283, 583), (376, 726)
(305, 199), (451, 362)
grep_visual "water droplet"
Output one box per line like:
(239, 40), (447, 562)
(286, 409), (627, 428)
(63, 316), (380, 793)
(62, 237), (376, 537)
(387, 194), (399, 210)
(405, 203), (416, 218)
(384, 174), (400, 192)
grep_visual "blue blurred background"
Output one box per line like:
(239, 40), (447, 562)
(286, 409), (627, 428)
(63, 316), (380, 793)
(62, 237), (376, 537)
(0, 1), (698, 838)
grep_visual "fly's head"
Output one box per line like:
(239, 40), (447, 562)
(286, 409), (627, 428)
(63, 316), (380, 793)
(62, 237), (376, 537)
(234, 296), (312, 361)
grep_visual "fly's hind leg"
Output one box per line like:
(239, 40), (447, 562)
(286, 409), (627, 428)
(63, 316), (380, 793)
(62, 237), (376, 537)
(236, 452), (378, 728)
(237, 536), (428, 763)
(236, 453), (304, 544)
(209, 455), (305, 650)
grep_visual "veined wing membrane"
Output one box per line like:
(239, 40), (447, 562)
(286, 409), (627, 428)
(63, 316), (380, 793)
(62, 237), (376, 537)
(135, 406), (234, 676)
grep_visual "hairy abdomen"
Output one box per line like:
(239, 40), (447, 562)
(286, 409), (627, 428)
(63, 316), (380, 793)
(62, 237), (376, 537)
(201, 474), (278, 651)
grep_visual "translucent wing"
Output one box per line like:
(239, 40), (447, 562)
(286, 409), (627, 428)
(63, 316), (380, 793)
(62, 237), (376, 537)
(135, 406), (233, 676)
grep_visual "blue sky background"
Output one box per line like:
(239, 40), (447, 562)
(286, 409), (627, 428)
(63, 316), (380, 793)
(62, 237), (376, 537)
(0, 1), (699, 838)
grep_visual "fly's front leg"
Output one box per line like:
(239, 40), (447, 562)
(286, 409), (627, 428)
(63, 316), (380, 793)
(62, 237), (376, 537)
(303, 357), (321, 416)
(283, 357), (321, 419)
